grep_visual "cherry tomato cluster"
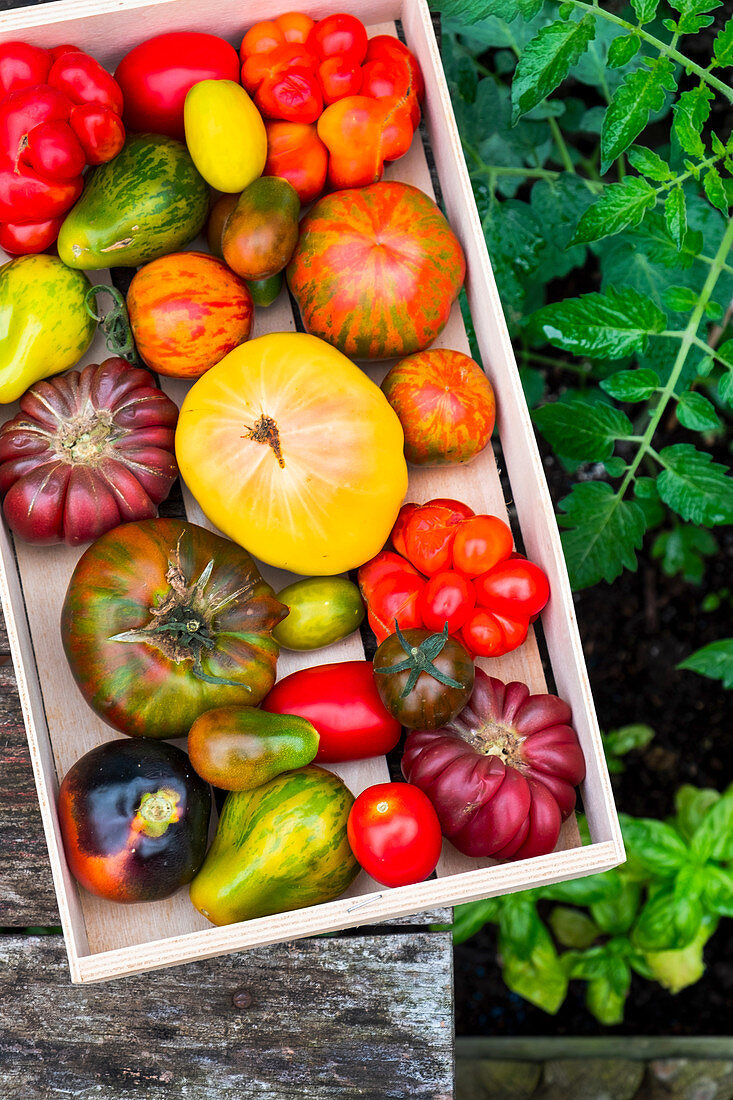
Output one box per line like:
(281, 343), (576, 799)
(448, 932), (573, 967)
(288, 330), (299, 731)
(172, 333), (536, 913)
(241, 12), (424, 192)
(358, 498), (551, 659)
(0, 42), (125, 254)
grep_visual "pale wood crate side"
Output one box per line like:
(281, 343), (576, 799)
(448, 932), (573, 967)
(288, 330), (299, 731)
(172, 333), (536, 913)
(75, 841), (620, 983)
(403, 1), (622, 855)
(0, 0), (402, 68)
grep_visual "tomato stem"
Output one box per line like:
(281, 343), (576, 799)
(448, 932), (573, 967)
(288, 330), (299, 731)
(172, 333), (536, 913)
(375, 621), (464, 697)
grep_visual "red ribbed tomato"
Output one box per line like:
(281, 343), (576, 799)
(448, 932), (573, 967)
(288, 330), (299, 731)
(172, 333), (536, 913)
(0, 357), (178, 545)
(286, 181), (465, 360)
(401, 669), (586, 862)
(127, 251), (254, 378)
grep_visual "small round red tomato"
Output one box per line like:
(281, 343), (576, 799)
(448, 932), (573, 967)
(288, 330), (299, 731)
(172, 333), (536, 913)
(381, 349), (496, 467)
(115, 32), (240, 139)
(452, 515), (514, 577)
(59, 738), (211, 903)
(474, 557), (550, 619)
(460, 607), (529, 659)
(261, 660), (401, 763)
(347, 783), (443, 888)
(419, 570), (475, 634)
(307, 13), (368, 65)
(402, 501), (471, 575)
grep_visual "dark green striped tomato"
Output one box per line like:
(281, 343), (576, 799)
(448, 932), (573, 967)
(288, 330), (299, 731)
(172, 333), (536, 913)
(60, 518), (287, 740)
(222, 175), (300, 281)
(287, 181), (465, 360)
(189, 765), (359, 925)
(59, 739), (211, 903)
(57, 133), (209, 269)
(273, 576), (365, 650)
(187, 705), (319, 790)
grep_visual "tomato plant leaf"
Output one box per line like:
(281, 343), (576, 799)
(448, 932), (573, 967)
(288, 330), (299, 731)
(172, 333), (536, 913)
(678, 639), (733, 691)
(650, 524), (718, 583)
(436, 0), (517, 21)
(556, 482), (647, 589)
(570, 177), (657, 245)
(657, 444), (733, 525)
(600, 368), (660, 401)
(668, 0), (722, 35)
(533, 397), (633, 461)
(631, 0), (660, 23)
(511, 15), (596, 123)
(712, 16), (733, 66)
(664, 187), (687, 249)
(530, 286), (666, 357)
(703, 165), (729, 214)
(607, 34), (642, 69)
(676, 390), (722, 431)
(627, 145), (673, 181)
(663, 285), (700, 312)
(719, 371), (733, 406)
(517, 0), (544, 18)
(672, 84), (713, 158)
(600, 57), (676, 172)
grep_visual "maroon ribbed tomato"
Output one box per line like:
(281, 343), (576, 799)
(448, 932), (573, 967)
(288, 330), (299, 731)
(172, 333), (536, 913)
(286, 181), (465, 360)
(0, 357), (178, 545)
(401, 669), (586, 862)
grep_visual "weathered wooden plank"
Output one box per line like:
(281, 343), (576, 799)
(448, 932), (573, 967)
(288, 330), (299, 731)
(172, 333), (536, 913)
(0, 933), (454, 1100)
(0, 661), (59, 925)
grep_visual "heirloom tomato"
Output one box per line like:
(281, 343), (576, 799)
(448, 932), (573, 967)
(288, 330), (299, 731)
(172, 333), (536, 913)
(184, 79), (267, 193)
(273, 576), (365, 651)
(262, 660), (401, 764)
(347, 783), (442, 888)
(373, 625), (475, 730)
(287, 181), (465, 360)
(357, 550), (425, 645)
(419, 570), (475, 634)
(114, 32), (240, 139)
(402, 670), (586, 861)
(61, 519), (286, 740)
(400, 499), (473, 576)
(59, 739), (211, 903)
(126, 251), (254, 378)
(187, 705), (319, 791)
(0, 357), (178, 545)
(175, 333), (407, 576)
(381, 349), (496, 466)
(451, 514), (514, 576)
(222, 175), (300, 281)
(263, 120), (328, 204)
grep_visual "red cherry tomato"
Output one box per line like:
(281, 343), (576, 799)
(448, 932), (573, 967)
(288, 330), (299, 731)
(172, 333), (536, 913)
(240, 20), (286, 59)
(419, 570), (476, 634)
(256, 67), (323, 124)
(307, 14), (368, 66)
(115, 32), (240, 139)
(474, 557), (550, 620)
(347, 782), (443, 888)
(452, 514), (514, 577)
(261, 660), (401, 764)
(402, 501), (472, 576)
(461, 607), (529, 659)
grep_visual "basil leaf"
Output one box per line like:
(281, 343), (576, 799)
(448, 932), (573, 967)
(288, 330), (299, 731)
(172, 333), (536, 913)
(674, 785), (721, 841)
(501, 921), (569, 1014)
(549, 907), (600, 948)
(590, 880), (642, 935)
(451, 899), (501, 943)
(620, 815), (689, 876)
(703, 866), (733, 918)
(633, 885), (703, 951)
(657, 444), (733, 525)
(690, 786), (733, 862)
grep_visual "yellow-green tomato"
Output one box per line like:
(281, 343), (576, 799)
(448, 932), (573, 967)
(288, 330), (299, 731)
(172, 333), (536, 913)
(184, 79), (267, 193)
(0, 255), (96, 404)
(188, 706), (319, 791)
(274, 577), (365, 651)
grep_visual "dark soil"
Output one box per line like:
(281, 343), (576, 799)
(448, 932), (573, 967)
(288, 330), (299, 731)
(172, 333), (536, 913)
(454, 441), (733, 1036)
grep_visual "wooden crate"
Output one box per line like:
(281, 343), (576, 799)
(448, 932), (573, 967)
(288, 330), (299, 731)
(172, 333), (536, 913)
(0, 0), (624, 984)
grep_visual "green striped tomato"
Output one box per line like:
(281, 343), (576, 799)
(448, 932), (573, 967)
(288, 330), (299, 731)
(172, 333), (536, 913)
(286, 181), (465, 360)
(127, 251), (254, 378)
(189, 765), (359, 925)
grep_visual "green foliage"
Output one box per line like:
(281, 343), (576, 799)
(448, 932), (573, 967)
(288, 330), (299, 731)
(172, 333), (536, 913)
(678, 638), (733, 688)
(436, 0), (733, 675)
(602, 723), (655, 772)
(448, 786), (731, 1024)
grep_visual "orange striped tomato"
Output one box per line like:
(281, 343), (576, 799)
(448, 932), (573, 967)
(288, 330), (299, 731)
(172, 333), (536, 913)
(127, 250), (254, 378)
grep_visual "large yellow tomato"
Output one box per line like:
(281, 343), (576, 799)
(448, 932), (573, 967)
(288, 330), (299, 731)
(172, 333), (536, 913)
(175, 333), (408, 575)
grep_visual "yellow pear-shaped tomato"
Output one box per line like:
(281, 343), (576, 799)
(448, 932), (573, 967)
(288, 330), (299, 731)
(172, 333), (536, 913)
(175, 333), (407, 575)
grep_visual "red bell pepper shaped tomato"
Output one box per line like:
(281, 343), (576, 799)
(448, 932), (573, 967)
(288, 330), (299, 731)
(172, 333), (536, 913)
(0, 215), (63, 254)
(48, 51), (123, 115)
(0, 42), (52, 97)
(317, 93), (414, 189)
(261, 660), (401, 764)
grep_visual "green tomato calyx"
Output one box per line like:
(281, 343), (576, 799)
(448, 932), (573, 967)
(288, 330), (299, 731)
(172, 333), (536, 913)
(375, 622), (464, 698)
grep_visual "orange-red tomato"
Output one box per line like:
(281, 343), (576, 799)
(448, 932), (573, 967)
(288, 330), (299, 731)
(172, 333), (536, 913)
(263, 120), (328, 204)
(381, 348), (496, 466)
(127, 251), (254, 378)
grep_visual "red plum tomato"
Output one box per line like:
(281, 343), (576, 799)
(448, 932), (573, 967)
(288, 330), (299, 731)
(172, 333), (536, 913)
(261, 660), (401, 763)
(347, 783), (443, 888)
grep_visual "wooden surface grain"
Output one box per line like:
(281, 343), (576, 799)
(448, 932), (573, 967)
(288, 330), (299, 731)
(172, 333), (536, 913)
(0, 933), (454, 1099)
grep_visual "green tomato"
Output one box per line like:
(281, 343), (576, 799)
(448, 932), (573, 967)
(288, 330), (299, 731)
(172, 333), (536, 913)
(273, 577), (365, 651)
